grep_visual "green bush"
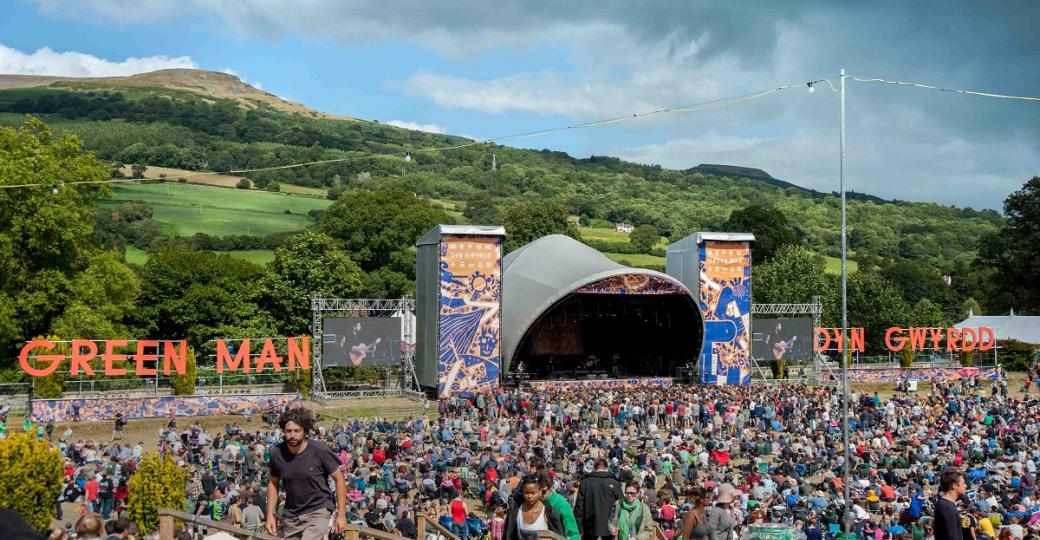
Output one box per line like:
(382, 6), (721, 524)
(127, 453), (187, 533)
(32, 337), (69, 399)
(169, 346), (197, 395)
(0, 433), (64, 531)
(236, 178), (251, 189)
(899, 347), (915, 368)
(960, 346), (975, 367)
(285, 368), (313, 398)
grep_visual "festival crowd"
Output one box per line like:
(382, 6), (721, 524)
(9, 373), (1040, 540)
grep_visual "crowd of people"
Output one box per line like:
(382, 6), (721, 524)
(11, 374), (1040, 540)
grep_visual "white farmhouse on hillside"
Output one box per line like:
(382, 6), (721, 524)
(615, 223), (634, 233)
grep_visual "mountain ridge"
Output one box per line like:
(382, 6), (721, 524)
(0, 68), (353, 119)
(1, 68), (846, 199)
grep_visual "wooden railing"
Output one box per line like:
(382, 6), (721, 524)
(158, 508), (280, 540)
(341, 523), (410, 540)
(415, 512), (461, 540)
(158, 508), (429, 540)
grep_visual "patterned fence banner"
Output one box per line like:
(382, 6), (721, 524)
(438, 235), (503, 398)
(527, 377), (674, 392)
(698, 241), (752, 386)
(824, 366), (1002, 383)
(31, 393), (301, 422)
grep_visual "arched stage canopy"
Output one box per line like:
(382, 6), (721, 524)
(502, 235), (704, 380)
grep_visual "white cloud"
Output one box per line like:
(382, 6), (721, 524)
(385, 120), (447, 134)
(0, 43), (197, 77)
(616, 132), (769, 170)
(22, 2), (1040, 208)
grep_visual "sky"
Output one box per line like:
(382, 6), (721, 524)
(1, 1), (1038, 210)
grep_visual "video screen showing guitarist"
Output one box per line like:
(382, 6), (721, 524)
(764, 321), (797, 361)
(338, 322), (382, 366)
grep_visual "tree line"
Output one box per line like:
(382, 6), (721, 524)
(1, 102), (1036, 372)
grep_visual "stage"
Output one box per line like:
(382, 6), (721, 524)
(524, 377), (674, 391)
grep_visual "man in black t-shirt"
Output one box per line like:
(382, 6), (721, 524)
(266, 408), (347, 540)
(935, 470), (967, 540)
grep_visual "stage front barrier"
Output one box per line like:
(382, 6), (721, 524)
(526, 377), (674, 391)
(31, 393), (301, 422)
(667, 232), (755, 386)
(416, 225), (505, 398)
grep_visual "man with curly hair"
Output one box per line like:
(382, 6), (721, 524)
(266, 407), (347, 540)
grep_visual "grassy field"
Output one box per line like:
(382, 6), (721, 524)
(579, 226), (668, 249)
(117, 165), (329, 197)
(604, 252), (666, 267)
(123, 246), (275, 266)
(103, 182), (330, 236)
(124, 245), (150, 266)
(824, 256), (859, 275)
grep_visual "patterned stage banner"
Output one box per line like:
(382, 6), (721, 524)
(438, 235), (503, 398)
(31, 393), (301, 422)
(574, 274), (684, 295)
(824, 366), (1002, 383)
(527, 377), (674, 392)
(699, 240), (752, 386)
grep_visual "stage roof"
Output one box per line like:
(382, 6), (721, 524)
(501, 234), (697, 373)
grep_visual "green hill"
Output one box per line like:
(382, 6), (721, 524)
(102, 183), (329, 236)
(0, 69), (1002, 270)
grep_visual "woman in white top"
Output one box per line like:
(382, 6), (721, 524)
(504, 475), (565, 540)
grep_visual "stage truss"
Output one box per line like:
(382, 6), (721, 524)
(751, 295), (836, 385)
(310, 295), (424, 401)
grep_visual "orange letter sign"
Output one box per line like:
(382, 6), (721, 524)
(19, 340), (63, 377)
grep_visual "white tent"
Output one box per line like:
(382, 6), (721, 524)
(955, 310), (1040, 345)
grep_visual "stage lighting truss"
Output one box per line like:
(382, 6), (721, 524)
(309, 294), (424, 401)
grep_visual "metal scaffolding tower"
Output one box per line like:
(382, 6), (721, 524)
(310, 295), (423, 401)
(751, 295), (836, 385)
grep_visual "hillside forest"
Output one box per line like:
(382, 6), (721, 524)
(0, 81), (1037, 378)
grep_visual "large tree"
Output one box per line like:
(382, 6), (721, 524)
(879, 258), (956, 310)
(979, 176), (1040, 313)
(846, 272), (911, 354)
(752, 245), (835, 307)
(629, 224), (660, 254)
(135, 247), (271, 346)
(503, 199), (581, 252)
(319, 187), (449, 273)
(259, 231), (365, 335)
(0, 117), (109, 357)
(724, 205), (800, 264)
(462, 193), (501, 225)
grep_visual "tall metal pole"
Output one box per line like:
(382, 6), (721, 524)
(839, 67), (852, 537)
